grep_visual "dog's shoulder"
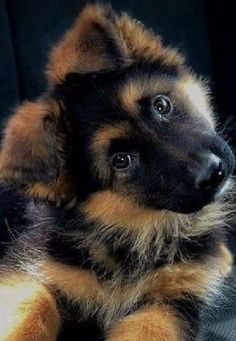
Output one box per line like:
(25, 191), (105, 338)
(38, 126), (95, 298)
(0, 184), (29, 256)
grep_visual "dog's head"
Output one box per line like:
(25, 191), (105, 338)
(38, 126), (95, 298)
(0, 4), (234, 224)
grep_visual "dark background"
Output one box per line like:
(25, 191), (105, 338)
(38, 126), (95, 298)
(0, 0), (236, 340)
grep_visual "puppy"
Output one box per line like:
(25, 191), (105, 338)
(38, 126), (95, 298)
(0, 4), (235, 341)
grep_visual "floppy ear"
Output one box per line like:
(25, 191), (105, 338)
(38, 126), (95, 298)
(0, 99), (72, 201)
(46, 3), (129, 85)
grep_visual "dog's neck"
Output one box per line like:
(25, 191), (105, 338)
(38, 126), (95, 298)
(43, 201), (226, 282)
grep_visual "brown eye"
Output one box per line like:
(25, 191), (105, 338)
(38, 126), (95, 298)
(152, 95), (172, 116)
(112, 153), (132, 170)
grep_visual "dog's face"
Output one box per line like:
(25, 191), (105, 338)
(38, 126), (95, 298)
(61, 65), (234, 215)
(0, 4), (234, 219)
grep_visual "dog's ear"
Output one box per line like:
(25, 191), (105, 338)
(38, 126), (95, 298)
(0, 99), (72, 201)
(46, 3), (129, 85)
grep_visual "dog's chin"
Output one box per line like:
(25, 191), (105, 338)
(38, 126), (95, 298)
(166, 200), (209, 214)
(147, 193), (215, 214)
(144, 179), (232, 214)
(160, 184), (231, 214)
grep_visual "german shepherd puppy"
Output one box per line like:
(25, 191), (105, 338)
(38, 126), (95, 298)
(0, 4), (235, 341)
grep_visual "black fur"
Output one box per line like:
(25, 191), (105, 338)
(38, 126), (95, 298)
(0, 184), (29, 257)
(172, 295), (204, 340)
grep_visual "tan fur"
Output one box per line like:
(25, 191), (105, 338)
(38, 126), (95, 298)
(40, 258), (104, 304)
(144, 249), (231, 303)
(0, 273), (60, 341)
(27, 241), (231, 331)
(0, 246), (230, 338)
(81, 189), (175, 230)
(114, 13), (162, 62)
(0, 245), (229, 338)
(119, 75), (175, 115)
(27, 170), (74, 202)
(0, 101), (53, 181)
(91, 123), (132, 180)
(92, 124), (132, 151)
(218, 243), (233, 276)
(106, 305), (184, 341)
(174, 74), (214, 128)
(38, 258), (141, 327)
(46, 4), (130, 85)
(81, 189), (229, 236)
(46, 4), (184, 86)
(0, 99), (74, 202)
(116, 13), (184, 66)
(92, 243), (117, 270)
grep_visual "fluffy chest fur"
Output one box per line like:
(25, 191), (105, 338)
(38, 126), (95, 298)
(1, 193), (231, 331)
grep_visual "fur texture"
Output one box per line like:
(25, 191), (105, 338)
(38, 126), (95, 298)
(0, 3), (235, 341)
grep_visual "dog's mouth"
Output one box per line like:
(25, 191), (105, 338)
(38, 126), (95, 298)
(145, 178), (232, 214)
(171, 183), (232, 214)
(165, 197), (214, 214)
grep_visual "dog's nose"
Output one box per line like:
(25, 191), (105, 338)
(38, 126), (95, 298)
(195, 154), (225, 191)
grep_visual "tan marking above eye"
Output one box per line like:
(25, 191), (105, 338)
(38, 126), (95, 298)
(91, 123), (131, 152)
(119, 76), (173, 116)
(173, 74), (215, 128)
(90, 123), (132, 181)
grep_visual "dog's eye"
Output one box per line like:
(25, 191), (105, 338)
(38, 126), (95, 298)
(152, 95), (172, 116)
(112, 153), (133, 170)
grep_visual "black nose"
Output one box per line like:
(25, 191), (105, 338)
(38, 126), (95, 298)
(195, 154), (225, 191)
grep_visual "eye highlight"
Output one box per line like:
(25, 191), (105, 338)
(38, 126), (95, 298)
(152, 95), (173, 116)
(112, 153), (133, 170)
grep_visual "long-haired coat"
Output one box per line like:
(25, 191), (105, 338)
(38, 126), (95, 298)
(0, 4), (235, 341)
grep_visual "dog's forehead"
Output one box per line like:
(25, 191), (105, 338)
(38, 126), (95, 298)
(88, 69), (215, 156)
(118, 72), (175, 114)
(174, 74), (214, 128)
(116, 69), (214, 128)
